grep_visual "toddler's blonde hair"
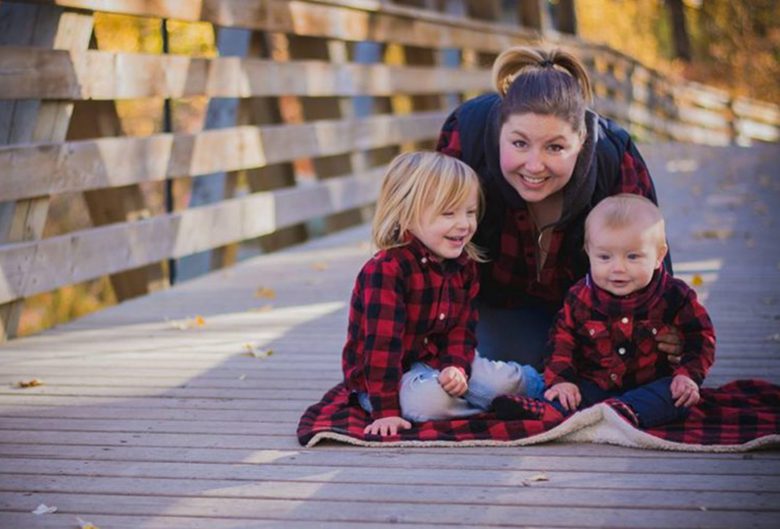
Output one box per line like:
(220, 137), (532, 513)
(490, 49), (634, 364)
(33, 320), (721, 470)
(585, 193), (666, 250)
(372, 151), (484, 261)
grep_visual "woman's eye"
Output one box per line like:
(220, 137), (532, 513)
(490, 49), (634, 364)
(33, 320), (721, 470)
(512, 140), (527, 148)
(548, 144), (564, 153)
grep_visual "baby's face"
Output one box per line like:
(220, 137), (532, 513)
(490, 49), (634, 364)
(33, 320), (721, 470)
(586, 219), (666, 297)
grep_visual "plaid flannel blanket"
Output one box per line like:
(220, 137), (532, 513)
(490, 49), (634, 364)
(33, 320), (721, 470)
(297, 379), (780, 451)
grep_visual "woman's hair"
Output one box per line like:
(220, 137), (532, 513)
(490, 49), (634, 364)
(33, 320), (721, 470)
(493, 46), (592, 134)
(584, 193), (666, 249)
(372, 151), (485, 261)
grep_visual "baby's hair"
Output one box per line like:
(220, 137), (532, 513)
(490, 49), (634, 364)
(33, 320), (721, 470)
(585, 193), (666, 248)
(492, 46), (592, 134)
(372, 151), (485, 261)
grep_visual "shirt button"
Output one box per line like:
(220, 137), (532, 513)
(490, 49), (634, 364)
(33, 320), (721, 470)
(618, 347), (626, 355)
(621, 317), (629, 324)
(421, 257), (428, 264)
(651, 328), (658, 335)
(610, 373), (618, 381)
(423, 337), (428, 344)
(439, 313), (445, 320)
(589, 329), (596, 336)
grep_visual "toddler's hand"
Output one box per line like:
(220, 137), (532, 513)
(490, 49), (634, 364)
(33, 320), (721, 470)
(438, 366), (468, 397)
(363, 416), (412, 436)
(670, 374), (700, 407)
(544, 382), (581, 411)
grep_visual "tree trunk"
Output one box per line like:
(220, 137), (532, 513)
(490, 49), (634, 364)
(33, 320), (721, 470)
(666, 0), (692, 61)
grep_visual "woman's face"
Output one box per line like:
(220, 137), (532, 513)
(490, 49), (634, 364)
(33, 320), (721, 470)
(498, 113), (584, 203)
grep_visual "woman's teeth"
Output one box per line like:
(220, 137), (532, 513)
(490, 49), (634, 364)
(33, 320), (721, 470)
(522, 175), (547, 184)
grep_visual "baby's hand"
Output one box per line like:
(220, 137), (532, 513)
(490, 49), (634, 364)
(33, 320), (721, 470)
(670, 374), (700, 407)
(544, 382), (581, 411)
(438, 366), (468, 397)
(363, 416), (412, 436)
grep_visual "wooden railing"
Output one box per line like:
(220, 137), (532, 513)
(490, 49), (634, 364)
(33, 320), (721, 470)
(1, 0), (778, 340)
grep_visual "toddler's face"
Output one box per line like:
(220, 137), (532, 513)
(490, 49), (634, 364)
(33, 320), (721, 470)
(411, 185), (479, 261)
(586, 219), (666, 297)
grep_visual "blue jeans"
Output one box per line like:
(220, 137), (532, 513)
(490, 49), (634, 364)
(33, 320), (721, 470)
(358, 354), (545, 422)
(571, 376), (690, 428)
(475, 301), (557, 372)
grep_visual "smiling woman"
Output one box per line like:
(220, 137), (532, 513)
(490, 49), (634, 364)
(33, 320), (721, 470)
(436, 45), (679, 370)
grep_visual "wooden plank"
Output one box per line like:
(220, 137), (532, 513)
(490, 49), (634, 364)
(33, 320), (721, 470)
(0, 5), (94, 340)
(21, 0), (540, 52)
(3, 458), (779, 491)
(0, 46), (491, 100)
(1, 473), (779, 511)
(0, 111), (445, 202)
(3, 491), (771, 529)
(0, 168), (385, 304)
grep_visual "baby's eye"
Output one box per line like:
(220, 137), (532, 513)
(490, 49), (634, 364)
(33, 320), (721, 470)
(596, 254), (610, 261)
(627, 253), (641, 260)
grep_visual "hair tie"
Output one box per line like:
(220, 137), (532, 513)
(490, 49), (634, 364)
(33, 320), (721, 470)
(540, 59), (555, 68)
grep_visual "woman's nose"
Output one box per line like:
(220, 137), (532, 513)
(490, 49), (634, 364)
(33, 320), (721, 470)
(524, 150), (545, 172)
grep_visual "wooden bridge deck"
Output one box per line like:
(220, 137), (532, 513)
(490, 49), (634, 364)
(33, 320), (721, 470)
(1, 143), (779, 528)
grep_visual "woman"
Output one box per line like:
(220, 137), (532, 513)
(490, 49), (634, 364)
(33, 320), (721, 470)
(436, 46), (680, 370)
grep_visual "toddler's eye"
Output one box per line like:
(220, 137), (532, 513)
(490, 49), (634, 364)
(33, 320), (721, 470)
(627, 253), (641, 260)
(441, 211), (454, 217)
(467, 209), (478, 216)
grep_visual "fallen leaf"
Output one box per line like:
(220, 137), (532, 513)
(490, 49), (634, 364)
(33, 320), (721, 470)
(241, 343), (274, 358)
(691, 274), (703, 286)
(16, 378), (43, 388)
(77, 517), (101, 529)
(32, 504), (57, 515)
(311, 262), (329, 271)
(255, 287), (276, 299)
(693, 229), (733, 240)
(168, 316), (206, 330)
(522, 472), (549, 485)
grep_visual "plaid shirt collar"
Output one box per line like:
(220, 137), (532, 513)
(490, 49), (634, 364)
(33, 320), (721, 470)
(587, 267), (668, 316)
(400, 235), (471, 274)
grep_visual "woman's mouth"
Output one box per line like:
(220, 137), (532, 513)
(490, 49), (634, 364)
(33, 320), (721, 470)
(521, 174), (549, 186)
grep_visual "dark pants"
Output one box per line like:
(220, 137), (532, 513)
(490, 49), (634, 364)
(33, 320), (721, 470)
(574, 376), (690, 428)
(475, 301), (556, 372)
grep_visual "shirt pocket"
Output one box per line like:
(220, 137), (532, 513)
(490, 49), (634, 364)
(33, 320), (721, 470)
(578, 320), (612, 365)
(633, 320), (670, 357)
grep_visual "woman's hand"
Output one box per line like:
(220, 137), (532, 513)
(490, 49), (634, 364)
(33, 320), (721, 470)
(363, 416), (412, 436)
(544, 382), (581, 411)
(656, 327), (684, 364)
(438, 366), (469, 397)
(670, 374), (700, 408)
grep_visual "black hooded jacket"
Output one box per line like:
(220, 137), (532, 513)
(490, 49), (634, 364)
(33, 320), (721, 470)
(437, 93), (670, 309)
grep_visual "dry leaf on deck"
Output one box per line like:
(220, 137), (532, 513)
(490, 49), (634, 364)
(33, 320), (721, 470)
(241, 343), (274, 358)
(691, 274), (703, 286)
(311, 262), (329, 271)
(168, 316), (206, 330)
(77, 517), (101, 529)
(255, 287), (277, 299)
(16, 378), (43, 388)
(693, 229), (733, 240)
(521, 473), (549, 486)
(32, 504), (57, 515)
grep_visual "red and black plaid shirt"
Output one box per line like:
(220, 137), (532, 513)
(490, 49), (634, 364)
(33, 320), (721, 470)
(545, 269), (715, 391)
(341, 237), (479, 419)
(437, 110), (659, 308)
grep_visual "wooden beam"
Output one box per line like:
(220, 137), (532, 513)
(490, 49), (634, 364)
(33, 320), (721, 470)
(0, 47), (491, 100)
(0, 111), (447, 202)
(0, 168), (385, 304)
(0, 4), (93, 341)
(20, 0), (539, 52)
